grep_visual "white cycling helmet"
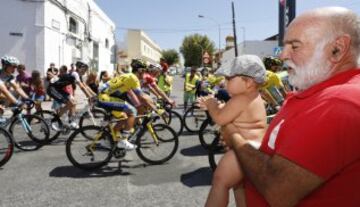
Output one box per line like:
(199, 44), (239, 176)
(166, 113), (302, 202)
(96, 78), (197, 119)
(147, 63), (162, 72)
(1, 55), (20, 67)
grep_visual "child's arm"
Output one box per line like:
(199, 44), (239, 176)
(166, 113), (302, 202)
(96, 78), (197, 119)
(204, 95), (245, 126)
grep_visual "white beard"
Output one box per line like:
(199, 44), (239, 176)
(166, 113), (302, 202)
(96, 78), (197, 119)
(285, 41), (333, 91)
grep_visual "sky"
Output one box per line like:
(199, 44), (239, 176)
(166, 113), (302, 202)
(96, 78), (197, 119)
(95, 0), (360, 51)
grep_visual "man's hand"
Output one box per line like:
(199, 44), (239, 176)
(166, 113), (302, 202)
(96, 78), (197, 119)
(221, 123), (241, 148)
(220, 123), (247, 148)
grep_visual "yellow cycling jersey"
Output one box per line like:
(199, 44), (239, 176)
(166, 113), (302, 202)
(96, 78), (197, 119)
(184, 73), (200, 93)
(261, 70), (284, 89)
(158, 74), (173, 92)
(207, 74), (224, 87)
(104, 73), (141, 94)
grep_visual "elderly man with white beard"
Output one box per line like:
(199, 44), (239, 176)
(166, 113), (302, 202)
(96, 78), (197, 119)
(218, 7), (360, 207)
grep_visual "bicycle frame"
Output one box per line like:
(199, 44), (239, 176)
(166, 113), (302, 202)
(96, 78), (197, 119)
(0, 108), (32, 133)
(86, 112), (160, 154)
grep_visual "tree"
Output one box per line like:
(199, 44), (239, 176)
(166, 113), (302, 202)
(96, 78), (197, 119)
(180, 34), (215, 67)
(161, 49), (180, 66)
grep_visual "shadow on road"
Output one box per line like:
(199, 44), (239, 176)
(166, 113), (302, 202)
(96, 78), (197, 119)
(180, 145), (208, 156)
(49, 159), (153, 178)
(180, 167), (212, 187)
(49, 165), (131, 178)
(180, 131), (198, 136)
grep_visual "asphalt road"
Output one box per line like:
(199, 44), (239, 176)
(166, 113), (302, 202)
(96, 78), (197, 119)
(0, 75), (235, 207)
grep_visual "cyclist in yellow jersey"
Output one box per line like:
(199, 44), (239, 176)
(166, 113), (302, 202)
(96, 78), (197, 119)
(207, 73), (224, 88)
(134, 62), (175, 106)
(184, 66), (200, 112)
(97, 73), (140, 150)
(196, 67), (214, 97)
(157, 69), (173, 97)
(261, 56), (288, 110)
(97, 61), (157, 150)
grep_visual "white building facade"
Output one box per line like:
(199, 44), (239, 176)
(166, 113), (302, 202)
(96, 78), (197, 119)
(221, 40), (278, 63)
(0, 0), (116, 75)
(118, 30), (162, 71)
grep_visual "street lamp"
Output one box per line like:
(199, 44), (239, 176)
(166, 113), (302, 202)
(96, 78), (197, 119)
(198, 14), (221, 65)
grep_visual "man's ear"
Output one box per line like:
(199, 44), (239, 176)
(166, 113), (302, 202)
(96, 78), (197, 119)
(329, 34), (351, 63)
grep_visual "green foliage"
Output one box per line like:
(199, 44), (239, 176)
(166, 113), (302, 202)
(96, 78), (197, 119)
(179, 34), (215, 67)
(161, 49), (180, 66)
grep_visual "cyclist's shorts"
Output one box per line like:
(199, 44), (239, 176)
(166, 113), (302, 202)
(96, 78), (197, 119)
(47, 86), (70, 104)
(184, 91), (196, 103)
(31, 94), (45, 102)
(97, 93), (137, 116)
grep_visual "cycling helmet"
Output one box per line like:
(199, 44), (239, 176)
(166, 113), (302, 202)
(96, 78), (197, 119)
(75, 61), (86, 68)
(1, 55), (20, 67)
(263, 56), (283, 69)
(147, 63), (162, 72)
(201, 67), (209, 76)
(130, 58), (147, 73)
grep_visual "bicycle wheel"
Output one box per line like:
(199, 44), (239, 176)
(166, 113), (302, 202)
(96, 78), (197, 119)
(9, 114), (49, 151)
(79, 108), (107, 128)
(157, 110), (184, 136)
(198, 118), (220, 150)
(0, 127), (14, 168)
(208, 136), (225, 171)
(79, 108), (107, 140)
(183, 105), (207, 133)
(136, 123), (178, 165)
(66, 125), (114, 170)
(34, 110), (62, 143)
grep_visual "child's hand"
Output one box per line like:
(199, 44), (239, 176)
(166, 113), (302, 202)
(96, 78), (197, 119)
(196, 97), (208, 110)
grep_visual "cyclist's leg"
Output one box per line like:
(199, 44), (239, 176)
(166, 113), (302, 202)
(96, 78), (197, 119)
(56, 98), (74, 118)
(183, 92), (189, 112)
(66, 95), (76, 119)
(32, 94), (45, 112)
(47, 86), (73, 117)
(188, 93), (196, 110)
(205, 149), (244, 207)
(97, 97), (137, 149)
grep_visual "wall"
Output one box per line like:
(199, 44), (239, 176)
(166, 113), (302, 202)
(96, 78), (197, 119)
(121, 29), (162, 68)
(0, 0), (44, 72)
(44, 0), (115, 73)
(0, 0), (116, 75)
(89, 0), (116, 73)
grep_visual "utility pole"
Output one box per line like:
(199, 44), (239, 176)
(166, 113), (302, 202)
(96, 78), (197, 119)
(231, 1), (238, 57)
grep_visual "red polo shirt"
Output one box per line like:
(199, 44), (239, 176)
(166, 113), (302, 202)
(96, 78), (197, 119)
(245, 69), (360, 206)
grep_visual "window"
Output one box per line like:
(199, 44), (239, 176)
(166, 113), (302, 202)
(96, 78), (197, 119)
(69, 17), (77, 34)
(105, 38), (109, 48)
